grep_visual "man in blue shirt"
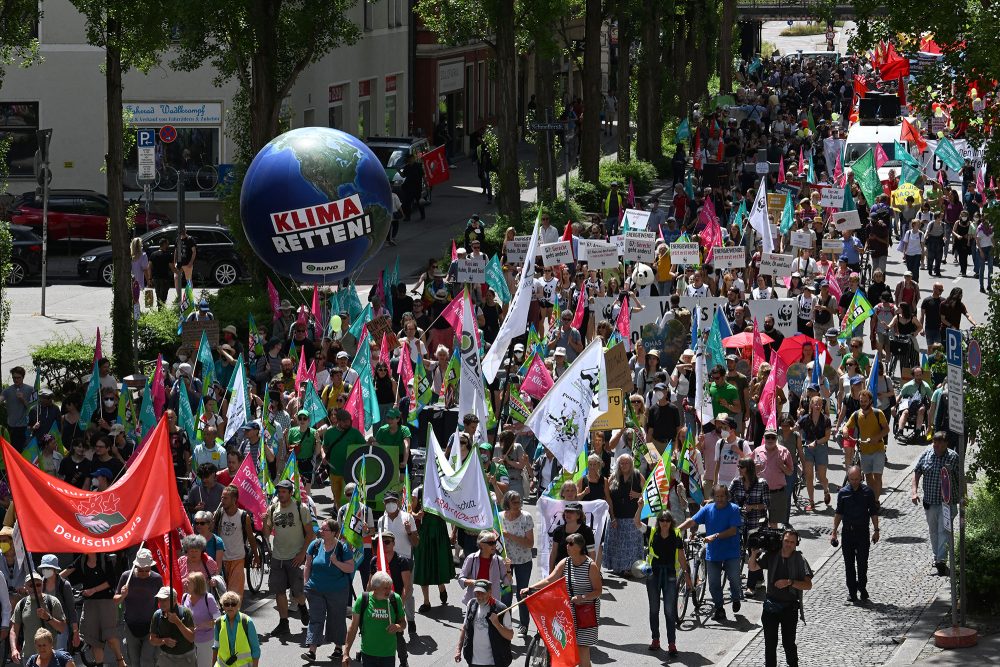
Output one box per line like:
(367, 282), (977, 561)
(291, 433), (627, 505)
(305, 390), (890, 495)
(831, 466), (879, 604)
(841, 231), (863, 272)
(679, 484), (743, 621)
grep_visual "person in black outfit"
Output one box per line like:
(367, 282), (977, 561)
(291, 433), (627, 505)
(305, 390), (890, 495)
(59, 438), (93, 489)
(480, 290), (503, 344)
(392, 284), (414, 333)
(761, 315), (784, 358)
(401, 155), (426, 222)
(830, 466), (879, 604)
(748, 529), (813, 667)
(646, 383), (682, 453)
(174, 229), (197, 287)
(149, 238), (174, 305)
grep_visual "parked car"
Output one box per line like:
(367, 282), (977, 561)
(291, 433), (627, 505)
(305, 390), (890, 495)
(366, 136), (432, 203)
(7, 189), (169, 242)
(6, 224), (42, 286)
(78, 223), (245, 287)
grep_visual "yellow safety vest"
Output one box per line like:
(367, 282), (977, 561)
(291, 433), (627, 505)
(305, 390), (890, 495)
(215, 613), (253, 667)
(604, 191), (624, 217)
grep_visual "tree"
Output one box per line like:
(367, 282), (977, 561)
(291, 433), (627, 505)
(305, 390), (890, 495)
(69, 0), (175, 376)
(717, 0), (736, 94)
(0, 0), (41, 89)
(614, 0), (634, 161)
(173, 0), (361, 161)
(578, 0), (602, 182)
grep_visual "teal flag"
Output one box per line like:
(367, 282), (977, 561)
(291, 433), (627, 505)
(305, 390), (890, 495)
(177, 378), (197, 443)
(485, 255), (511, 303)
(80, 359), (101, 424)
(934, 137), (964, 172)
(345, 281), (364, 320)
(684, 170), (695, 199)
(706, 310), (726, 369)
(196, 329), (215, 389)
(901, 164), (922, 185)
(895, 140), (920, 168)
(328, 291), (342, 320)
(347, 303), (372, 341)
(138, 381), (157, 439)
(302, 381), (327, 427)
(842, 185), (857, 212)
(350, 337), (381, 431)
(675, 118), (691, 142)
(807, 152), (816, 183)
(851, 149), (882, 206)
(731, 200), (747, 232)
(779, 193), (795, 234)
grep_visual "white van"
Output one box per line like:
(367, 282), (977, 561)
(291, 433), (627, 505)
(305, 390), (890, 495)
(843, 122), (906, 181)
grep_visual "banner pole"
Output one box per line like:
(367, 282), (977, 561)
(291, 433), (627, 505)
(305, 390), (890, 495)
(12, 507), (44, 613)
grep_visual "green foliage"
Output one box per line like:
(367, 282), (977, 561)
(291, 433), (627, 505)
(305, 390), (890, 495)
(30, 338), (98, 399)
(0, 135), (11, 348)
(965, 288), (999, 487)
(69, 0), (174, 73)
(963, 483), (1000, 613)
(779, 21), (843, 37)
(598, 159), (658, 197)
(568, 178), (602, 213)
(0, 0), (43, 85)
(205, 284), (275, 332)
(136, 306), (183, 361)
(761, 40), (777, 59)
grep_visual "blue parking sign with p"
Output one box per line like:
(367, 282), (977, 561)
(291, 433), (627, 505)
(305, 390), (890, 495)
(946, 328), (962, 367)
(137, 129), (155, 148)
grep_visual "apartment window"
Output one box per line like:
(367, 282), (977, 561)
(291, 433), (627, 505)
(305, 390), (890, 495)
(364, 0), (373, 31)
(329, 84), (347, 130)
(387, 0), (395, 27)
(358, 79), (373, 138)
(395, 0), (404, 27)
(0, 103), (39, 178)
(477, 61), (486, 122)
(303, 108), (315, 127)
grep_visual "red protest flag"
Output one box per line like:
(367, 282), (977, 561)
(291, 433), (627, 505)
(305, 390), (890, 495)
(570, 282), (586, 330)
(266, 277), (282, 321)
(2, 416), (188, 553)
(94, 327), (103, 364)
(524, 579), (580, 667)
(561, 221), (573, 243)
(716, 138), (725, 162)
(751, 318), (766, 376)
(422, 145), (450, 187)
(879, 53), (910, 81)
(311, 285), (323, 340)
(900, 117), (927, 152)
(777, 155), (786, 183)
(343, 380), (365, 432)
(853, 74), (868, 99)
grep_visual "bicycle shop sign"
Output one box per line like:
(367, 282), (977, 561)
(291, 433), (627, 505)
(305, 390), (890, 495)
(123, 102), (223, 125)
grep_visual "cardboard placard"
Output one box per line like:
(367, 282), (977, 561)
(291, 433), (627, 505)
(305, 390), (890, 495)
(833, 210), (862, 231)
(759, 252), (792, 277)
(506, 236), (532, 263)
(623, 209), (651, 232)
(767, 193), (786, 219)
(711, 246), (747, 269)
(791, 231), (814, 249)
(541, 241), (574, 266)
(610, 235), (626, 256)
(365, 314), (393, 345)
(590, 388), (624, 431)
(584, 242), (620, 270)
(821, 238), (843, 255)
(624, 231), (657, 263)
(819, 187), (846, 209)
(180, 320), (219, 352)
(746, 298), (799, 337)
(456, 256), (487, 283)
(604, 342), (634, 394)
(669, 242), (701, 265)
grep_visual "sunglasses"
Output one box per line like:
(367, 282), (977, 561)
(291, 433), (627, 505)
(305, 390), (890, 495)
(297, 416), (309, 421)
(194, 521), (209, 526)
(223, 602), (239, 608)
(481, 540), (497, 546)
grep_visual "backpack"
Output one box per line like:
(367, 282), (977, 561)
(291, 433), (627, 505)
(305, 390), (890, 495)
(214, 507), (251, 549)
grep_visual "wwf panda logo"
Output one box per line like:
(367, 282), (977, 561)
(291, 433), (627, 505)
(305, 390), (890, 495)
(778, 302), (794, 323)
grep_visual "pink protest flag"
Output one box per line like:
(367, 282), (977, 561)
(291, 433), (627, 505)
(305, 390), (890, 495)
(798, 146), (805, 176)
(874, 144), (889, 168)
(759, 350), (789, 429)
(397, 337), (414, 405)
(571, 283), (587, 330)
(833, 154), (844, 186)
(311, 285), (323, 340)
(375, 272), (386, 308)
(778, 155), (786, 183)
(440, 292), (464, 335)
(699, 207), (722, 264)
(751, 318), (766, 376)
(826, 264), (842, 302)
(522, 354), (554, 400)
(343, 380), (365, 432)
(451, 240), (458, 262)
(938, 169), (946, 186)
(379, 333), (391, 369)
(93, 327), (103, 364)
(990, 176), (996, 191)
(151, 354), (166, 419)
(627, 178), (635, 207)
(616, 295), (632, 352)
(232, 453), (268, 530)
(266, 278), (281, 321)
(304, 360), (317, 386)
(976, 166), (986, 197)
(294, 352), (308, 394)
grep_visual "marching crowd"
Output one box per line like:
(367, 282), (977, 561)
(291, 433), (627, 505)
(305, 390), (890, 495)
(0, 45), (989, 667)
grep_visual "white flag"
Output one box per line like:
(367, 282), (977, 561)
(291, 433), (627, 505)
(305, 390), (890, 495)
(422, 426), (493, 531)
(482, 213), (540, 382)
(537, 497), (610, 577)
(694, 345), (714, 426)
(526, 339), (607, 473)
(457, 288), (489, 443)
(224, 360), (248, 442)
(748, 176), (775, 253)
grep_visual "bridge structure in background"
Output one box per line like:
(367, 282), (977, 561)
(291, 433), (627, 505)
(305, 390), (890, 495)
(736, 0), (861, 20)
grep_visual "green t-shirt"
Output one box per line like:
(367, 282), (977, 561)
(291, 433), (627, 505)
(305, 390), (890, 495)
(839, 353), (871, 374)
(353, 592), (403, 658)
(287, 426), (318, 460)
(708, 382), (739, 417)
(375, 424), (411, 465)
(323, 426), (366, 475)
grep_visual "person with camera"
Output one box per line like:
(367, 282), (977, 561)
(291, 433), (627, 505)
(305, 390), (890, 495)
(678, 485), (743, 622)
(831, 466), (879, 604)
(748, 529), (813, 667)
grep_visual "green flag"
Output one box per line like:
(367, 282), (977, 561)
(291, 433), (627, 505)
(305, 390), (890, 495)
(345, 281), (363, 320)
(138, 381), (157, 440)
(347, 303), (372, 341)
(442, 348), (461, 396)
(408, 354), (433, 425)
(838, 290), (875, 341)
(779, 193), (795, 234)
(934, 137), (964, 172)
(851, 148), (882, 206)
(351, 338), (381, 432)
(706, 311), (725, 369)
(806, 109), (816, 133)
(895, 140), (920, 168)
(248, 313), (264, 359)
(80, 359), (101, 424)
(485, 255), (511, 303)
(177, 379), (197, 443)
(116, 381), (136, 437)
(901, 164), (922, 185)
(302, 381), (327, 427)
(196, 329), (215, 389)
(342, 481), (365, 550)
(509, 392), (531, 424)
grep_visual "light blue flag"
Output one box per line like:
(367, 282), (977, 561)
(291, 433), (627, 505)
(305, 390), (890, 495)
(714, 304), (733, 340)
(811, 346), (822, 386)
(706, 308), (726, 370)
(867, 350), (880, 397)
(675, 118), (691, 142)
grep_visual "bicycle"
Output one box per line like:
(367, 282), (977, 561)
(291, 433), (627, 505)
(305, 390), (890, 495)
(524, 632), (550, 667)
(245, 531), (272, 595)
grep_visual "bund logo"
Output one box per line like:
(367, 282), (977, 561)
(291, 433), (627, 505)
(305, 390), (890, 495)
(73, 494), (127, 535)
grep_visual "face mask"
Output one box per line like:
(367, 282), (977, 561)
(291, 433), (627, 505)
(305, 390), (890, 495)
(384, 503), (398, 514)
(654, 390), (665, 401)
(103, 399), (115, 407)
(720, 429), (730, 439)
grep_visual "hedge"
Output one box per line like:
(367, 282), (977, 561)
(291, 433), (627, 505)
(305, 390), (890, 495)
(137, 306), (183, 361)
(30, 337), (96, 398)
(964, 483), (1000, 613)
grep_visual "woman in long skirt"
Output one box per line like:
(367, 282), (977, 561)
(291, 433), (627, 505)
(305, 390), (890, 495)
(411, 485), (454, 610)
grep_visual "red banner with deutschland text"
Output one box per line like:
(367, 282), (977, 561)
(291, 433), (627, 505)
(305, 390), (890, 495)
(524, 579), (580, 667)
(1, 416), (188, 553)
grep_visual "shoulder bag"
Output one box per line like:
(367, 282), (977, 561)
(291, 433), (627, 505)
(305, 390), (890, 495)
(566, 558), (598, 629)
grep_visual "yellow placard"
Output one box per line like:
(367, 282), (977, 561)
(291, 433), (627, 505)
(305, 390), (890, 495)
(891, 183), (923, 209)
(590, 388), (624, 431)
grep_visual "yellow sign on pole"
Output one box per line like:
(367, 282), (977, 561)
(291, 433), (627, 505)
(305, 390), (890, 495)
(590, 388), (624, 431)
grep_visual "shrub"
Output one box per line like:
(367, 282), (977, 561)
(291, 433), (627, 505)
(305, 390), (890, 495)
(205, 284), (275, 332)
(964, 483), (1000, 613)
(569, 178), (603, 214)
(136, 306), (183, 361)
(598, 159), (658, 197)
(30, 337), (97, 398)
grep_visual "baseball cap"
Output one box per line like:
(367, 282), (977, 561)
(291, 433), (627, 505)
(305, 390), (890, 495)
(383, 490), (400, 501)
(386, 407), (401, 418)
(92, 467), (114, 480)
(242, 421), (261, 431)
(337, 351), (350, 359)
(513, 343), (525, 352)
(564, 501), (584, 512)
(177, 362), (193, 377)
(554, 347), (567, 356)
(275, 479), (294, 490)
(763, 429), (779, 438)
(154, 586), (176, 600)
(296, 409), (310, 418)
(725, 354), (738, 362)
(654, 382), (668, 391)
(849, 375), (864, 385)
(474, 580), (491, 593)
(107, 424), (124, 437)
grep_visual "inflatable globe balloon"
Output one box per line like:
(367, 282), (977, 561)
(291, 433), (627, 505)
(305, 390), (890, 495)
(240, 127), (393, 283)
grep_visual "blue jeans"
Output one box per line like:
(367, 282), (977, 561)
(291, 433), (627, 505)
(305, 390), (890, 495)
(706, 557), (742, 610)
(646, 567), (678, 643)
(979, 248), (993, 290)
(972, 245), (983, 278)
(305, 585), (349, 647)
(501, 561), (533, 629)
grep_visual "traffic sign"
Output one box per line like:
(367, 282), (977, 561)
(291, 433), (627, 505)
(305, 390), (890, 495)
(136, 129), (155, 148)
(945, 328), (964, 434)
(940, 466), (951, 505)
(159, 125), (177, 143)
(136, 129), (156, 182)
(529, 122), (566, 132)
(968, 338), (982, 378)
(945, 328), (962, 367)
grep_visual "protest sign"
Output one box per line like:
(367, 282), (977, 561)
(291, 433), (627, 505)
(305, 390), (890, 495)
(758, 252), (792, 277)
(767, 193), (786, 219)
(669, 242), (701, 265)
(623, 208), (651, 231)
(791, 231), (814, 249)
(821, 238), (843, 255)
(506, 236), (532, 263)
(833, 210), (862, 231)
(541, 241), (573, 267)
(624, 231), (657, 263)
(610, 235), (626, 256)
(181, 320), (219, 352)
(456, 256), (486, 283)
(819, 187), (845, 209)
(711, 246), (746, 269)
(590, 388), (624, 430)
(603, 342), (634, 394)
(747, 298), (799, 337)
(585, 242), (620, 269)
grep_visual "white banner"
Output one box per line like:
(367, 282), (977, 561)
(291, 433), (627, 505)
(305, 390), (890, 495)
(819, 187), (845, 209)
(748, 177), (775, 253)
(623, 209), (651, 232)
(791, 231), (814, 249)
(506, 236), (532, 264)
(746, 298), (799, 337)
(456, 256), (487, 283)
(537, 497), (610, 578)
(526, 340), (608, 473)
(670, 242), (701, 265)
(624, 231), (657, 263)
(759, 252), (792, 277)
(924, 139), (985, 183)
(711, 246), (746, 269)
(458, 289), (489, 442)
(833, 210), (862, 231)
(541, 241), (574, 267)
(422, 430), (493, 531)
(584, 242), (620, 269)
(224, 359), (247, 442)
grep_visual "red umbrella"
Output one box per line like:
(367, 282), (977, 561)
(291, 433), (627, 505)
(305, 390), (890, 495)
(777, 333), (821, 368)
(722, 331), (773, 348)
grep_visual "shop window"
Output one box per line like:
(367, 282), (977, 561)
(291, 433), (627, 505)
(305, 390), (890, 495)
(0, 103), (39, 179)
(123, 126), (221, 194)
